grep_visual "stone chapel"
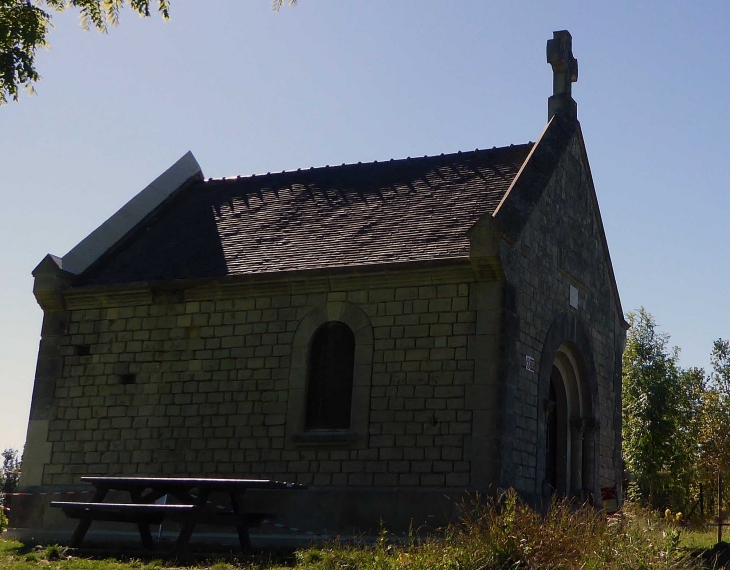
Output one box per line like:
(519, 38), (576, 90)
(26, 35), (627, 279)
(13, 31), (627, 537)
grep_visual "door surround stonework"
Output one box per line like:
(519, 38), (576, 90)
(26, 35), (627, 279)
(536, 312), (600, 504)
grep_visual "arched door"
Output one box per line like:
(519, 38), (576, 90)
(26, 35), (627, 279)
(538, 314), (601, 505)
(545, 379), (558, 493)
(545, 364), (570, 495)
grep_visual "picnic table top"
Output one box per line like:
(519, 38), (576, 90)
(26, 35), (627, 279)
(79, 476), (307, 490)
(50, 502), (199, 512)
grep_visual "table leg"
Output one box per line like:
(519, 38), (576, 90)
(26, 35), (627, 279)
(70, 487), (109, 548)
(138, 523), (155, 550)
(175, 489), (210, 553)
(70, 520), (92, 549)
(230, 492), (251, 552)
(128, 489), (154, 550)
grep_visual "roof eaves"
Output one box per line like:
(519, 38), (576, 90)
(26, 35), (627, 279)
(66, 256), (475, 296)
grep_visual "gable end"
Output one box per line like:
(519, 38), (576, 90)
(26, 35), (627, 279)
(492, 114), (577, 243)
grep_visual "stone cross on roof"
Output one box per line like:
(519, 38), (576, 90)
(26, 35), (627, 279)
(546, 30), (578, 121)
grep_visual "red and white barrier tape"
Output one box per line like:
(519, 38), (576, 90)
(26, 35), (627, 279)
(3, 490), (93, 497)
(2, 490), (92, 514)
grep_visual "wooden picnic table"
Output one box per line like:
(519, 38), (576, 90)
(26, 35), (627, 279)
(50, 476), (306, 552)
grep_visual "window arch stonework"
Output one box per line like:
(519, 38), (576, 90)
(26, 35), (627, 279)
(285, 302), (373, 449)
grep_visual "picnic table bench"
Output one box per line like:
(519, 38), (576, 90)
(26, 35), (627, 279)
(50, 476), (306, 552)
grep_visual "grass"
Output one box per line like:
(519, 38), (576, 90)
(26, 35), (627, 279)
(1, 491), (728, 569)
(0, 538), (269, 569)
(682, 529), (720, 550)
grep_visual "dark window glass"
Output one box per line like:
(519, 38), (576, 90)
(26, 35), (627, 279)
(305, 321), (355, 430)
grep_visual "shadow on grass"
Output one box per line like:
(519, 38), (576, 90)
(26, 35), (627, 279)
(2, 536), (299, 568)
(689, 541), (730, 569)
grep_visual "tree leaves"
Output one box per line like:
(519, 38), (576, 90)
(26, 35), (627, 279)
(696, 340), (730, 484)
(0, 448), (20, 520)
(0, 0), (170, 104)
(622, 308), (701, 509)
(272, 0), (297, 12)
(623, 308), (730, 512)
(2, 1), (299, 104)
(0, 0), (52, 103)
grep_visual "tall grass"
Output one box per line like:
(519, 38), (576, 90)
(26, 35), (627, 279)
(296, 490), (700, 570)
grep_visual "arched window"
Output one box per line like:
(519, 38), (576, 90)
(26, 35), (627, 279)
(286, 302), (373, 449)
(305, 321), (356, 430)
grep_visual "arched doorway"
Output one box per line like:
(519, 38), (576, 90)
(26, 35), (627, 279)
(537, 313), (601, 504)
(543, 341), (595, 499)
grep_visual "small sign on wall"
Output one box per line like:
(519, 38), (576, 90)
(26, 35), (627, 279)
(525, 355), (536, 373)
(570, 284), (579, 309)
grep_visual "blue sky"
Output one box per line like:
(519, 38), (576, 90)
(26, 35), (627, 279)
(2, 1), (729, 452)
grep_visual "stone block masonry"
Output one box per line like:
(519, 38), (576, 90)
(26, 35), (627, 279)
(500, 131), (625, 500)
(45, 278), (477, 489)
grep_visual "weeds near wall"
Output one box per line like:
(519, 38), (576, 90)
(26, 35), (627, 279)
(297, 490), (697, 570)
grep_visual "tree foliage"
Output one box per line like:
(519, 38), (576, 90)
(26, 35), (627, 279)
(696, 340), (730, 485)
(622, 308), (702, 509)
(0, 448), (21, 530)
(622, 307), (730, 516)
(0, 0), (51, 103)
(1, 0), (297, 104)
(0, 0), (170, 104)
(272, 0), (296, 12)
(1, 448), (20, 492)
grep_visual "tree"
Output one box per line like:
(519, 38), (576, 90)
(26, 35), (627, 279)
(0, 448), (21, 530)
(0, 0), (297, 104)
(696, 340), (730, 492)
(710, 339), (730, 391)
(1, 0), (169, 104)
(622, 308), (702, 510)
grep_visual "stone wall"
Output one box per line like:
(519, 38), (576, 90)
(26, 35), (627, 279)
(40, 270), (481, 490)
(500, 128), (624, 500)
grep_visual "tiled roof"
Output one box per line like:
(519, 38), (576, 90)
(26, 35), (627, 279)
(81, 144), (533, 286)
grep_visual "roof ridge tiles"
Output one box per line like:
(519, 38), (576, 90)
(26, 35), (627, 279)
(205, 142), (531, 183)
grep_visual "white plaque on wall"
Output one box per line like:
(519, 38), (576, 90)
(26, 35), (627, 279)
(569, 284), (579, 309)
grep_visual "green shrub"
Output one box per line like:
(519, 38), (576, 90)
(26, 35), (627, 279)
(33, 543), (68, 561)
